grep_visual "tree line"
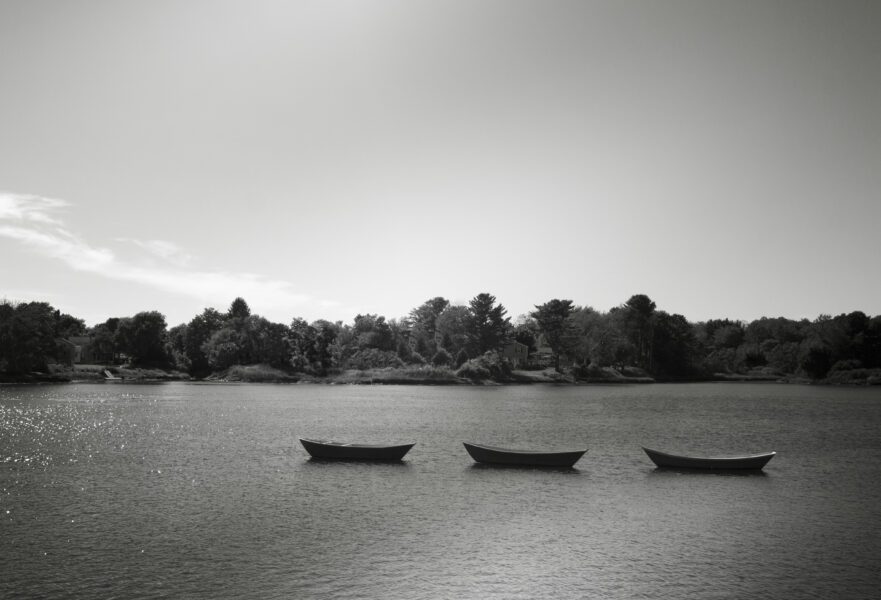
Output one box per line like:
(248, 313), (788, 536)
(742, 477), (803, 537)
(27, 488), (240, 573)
(2, 293), (880, 382)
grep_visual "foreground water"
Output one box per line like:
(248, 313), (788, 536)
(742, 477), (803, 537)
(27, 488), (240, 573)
(1, 382), (880, 599)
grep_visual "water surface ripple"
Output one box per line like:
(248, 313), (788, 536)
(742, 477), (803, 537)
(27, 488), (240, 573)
(2, 383), (879, 599)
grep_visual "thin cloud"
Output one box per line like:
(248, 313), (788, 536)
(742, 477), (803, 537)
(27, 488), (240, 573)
(115, 237), (195, 267)
(0, 191), (318, 312)
(0, 222), (115, 271)
(0, 192), (69, 224)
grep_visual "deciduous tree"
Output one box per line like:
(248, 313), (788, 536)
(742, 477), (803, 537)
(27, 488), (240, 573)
(408, 297), (450, 357)
(436, 305), (470, 357)
(185, 308), (224, 375)
(115, 311), (169, 366)
(531, 299), (578, 371)
(0, 301), (57, 373)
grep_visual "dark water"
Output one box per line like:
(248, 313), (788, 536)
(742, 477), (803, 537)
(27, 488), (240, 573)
(2, 382), (880, 599)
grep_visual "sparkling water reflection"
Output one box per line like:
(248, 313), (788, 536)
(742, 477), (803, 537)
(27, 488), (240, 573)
(1, 382), (880, 599)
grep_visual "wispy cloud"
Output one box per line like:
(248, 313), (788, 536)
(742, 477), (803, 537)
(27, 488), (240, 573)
(0, 191), (318, 312)
(0, 192), (69, 224)
(115, 237), (195, 267)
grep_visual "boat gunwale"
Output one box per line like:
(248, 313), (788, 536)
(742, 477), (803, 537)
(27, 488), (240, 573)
(642, 446), (776, 462)
(463, 441), (587, 457)
(299, 437), (415, 450)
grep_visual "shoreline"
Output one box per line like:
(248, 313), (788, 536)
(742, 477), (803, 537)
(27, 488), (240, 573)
(3, 364), (878, 386)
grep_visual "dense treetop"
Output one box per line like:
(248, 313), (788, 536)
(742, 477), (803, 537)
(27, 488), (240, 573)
(2, 293), (879, 383)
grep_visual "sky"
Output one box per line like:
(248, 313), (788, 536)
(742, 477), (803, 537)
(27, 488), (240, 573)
(1, 0), (879, 327)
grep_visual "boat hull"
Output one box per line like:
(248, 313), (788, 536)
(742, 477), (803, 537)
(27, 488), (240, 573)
(299, 438), (415, 461)
(642, 447), (775, 470)
(463, 442), (586, 468)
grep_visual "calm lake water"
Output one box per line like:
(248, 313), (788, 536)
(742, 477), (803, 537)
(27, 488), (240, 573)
(2, 382), (880, 599)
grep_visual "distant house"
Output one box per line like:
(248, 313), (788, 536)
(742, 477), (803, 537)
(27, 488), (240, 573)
(55, 338), (77, 365)
(65, 335), (97, 364)
(502, 341), (529, 368)
(530, 335), (573, 369)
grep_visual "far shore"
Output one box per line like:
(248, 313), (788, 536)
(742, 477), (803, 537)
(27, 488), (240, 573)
(3, 363), (878, 386)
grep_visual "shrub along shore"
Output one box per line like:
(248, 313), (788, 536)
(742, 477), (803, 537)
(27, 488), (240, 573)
(5, 362), (875, 386)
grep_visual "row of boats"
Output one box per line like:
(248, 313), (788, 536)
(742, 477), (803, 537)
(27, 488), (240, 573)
(298, 438), (777, 470)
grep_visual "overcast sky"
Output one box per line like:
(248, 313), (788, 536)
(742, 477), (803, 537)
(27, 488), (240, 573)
(1, 0), (879, 327)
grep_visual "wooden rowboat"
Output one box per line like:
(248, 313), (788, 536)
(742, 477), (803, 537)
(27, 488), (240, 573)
(463, 442), (587, 468)
(299, 438), (415, 461)
(642, 447), (775, 470)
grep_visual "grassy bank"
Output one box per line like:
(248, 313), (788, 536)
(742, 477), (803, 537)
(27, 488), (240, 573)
(1, 364), (191, 383)
(327, 366), (466, 385)
(206, 364), (299, 383)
